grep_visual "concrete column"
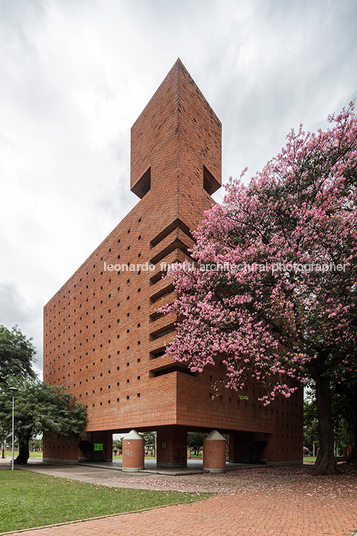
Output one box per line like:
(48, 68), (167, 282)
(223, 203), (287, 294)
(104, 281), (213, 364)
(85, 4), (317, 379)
(203, 430), (226, 473)
(122, 430), (144, 472)
(156, 425), (187, 467)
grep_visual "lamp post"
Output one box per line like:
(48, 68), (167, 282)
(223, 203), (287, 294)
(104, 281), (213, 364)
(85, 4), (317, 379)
(9, 387), (17, 471)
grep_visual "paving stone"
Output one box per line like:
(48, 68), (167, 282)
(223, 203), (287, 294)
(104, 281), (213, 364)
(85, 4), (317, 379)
(2, 459), (357, 535)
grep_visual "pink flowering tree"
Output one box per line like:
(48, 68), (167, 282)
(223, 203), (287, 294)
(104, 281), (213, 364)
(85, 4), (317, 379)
(162, 104), (357, 476)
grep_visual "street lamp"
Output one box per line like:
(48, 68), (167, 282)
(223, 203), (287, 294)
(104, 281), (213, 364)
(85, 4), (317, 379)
(9, 387), (17, 471)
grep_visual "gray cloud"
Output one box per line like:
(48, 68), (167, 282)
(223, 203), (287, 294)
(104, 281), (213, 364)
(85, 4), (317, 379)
(0, 0), (356, 380)
(0, 282), (43, 376)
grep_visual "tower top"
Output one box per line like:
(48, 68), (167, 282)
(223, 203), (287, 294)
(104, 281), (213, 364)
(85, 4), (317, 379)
(130, 59), (221, 200)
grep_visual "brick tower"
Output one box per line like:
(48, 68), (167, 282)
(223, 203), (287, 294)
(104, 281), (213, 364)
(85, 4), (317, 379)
(43, 60), (303, 466)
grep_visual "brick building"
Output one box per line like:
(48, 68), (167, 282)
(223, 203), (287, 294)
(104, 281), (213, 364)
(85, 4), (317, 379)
(43, 59), (303, 466)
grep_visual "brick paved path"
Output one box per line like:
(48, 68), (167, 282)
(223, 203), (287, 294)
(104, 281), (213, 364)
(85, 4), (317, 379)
(5, 492), (357, 536)
(2, 461), (357, 535)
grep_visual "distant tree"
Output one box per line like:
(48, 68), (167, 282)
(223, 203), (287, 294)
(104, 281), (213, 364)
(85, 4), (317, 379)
(0, 379), (87, 464)
(0, 325), (36, 386)
(0, 421), (7, 459)
(141, 432), (155, 449)
(303, 399), (319, 452)
(162, 104), (357, 475)
(0, 325), (37, 458)
(187, 432), (206, 455)
(304, 380), (355, 457)
(330, 364), (357, 459)
(29, 438), (42, 451)
(113, 438), (122, 452)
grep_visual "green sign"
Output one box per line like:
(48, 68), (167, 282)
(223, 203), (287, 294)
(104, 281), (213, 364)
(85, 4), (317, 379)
(94, 443), (104, 451)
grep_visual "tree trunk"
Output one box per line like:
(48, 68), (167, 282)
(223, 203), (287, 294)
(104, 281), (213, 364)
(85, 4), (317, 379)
(348, 445), (357, 462)
(14, 435), (30, 465)
(313, 373), (337, 475)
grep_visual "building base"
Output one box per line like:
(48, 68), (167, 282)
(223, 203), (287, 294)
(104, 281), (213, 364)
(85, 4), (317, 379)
(42, 457), (78, 465)
(157, 425), (187, 467)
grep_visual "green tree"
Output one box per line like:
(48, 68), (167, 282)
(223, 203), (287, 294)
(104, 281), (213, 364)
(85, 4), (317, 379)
(0, 379), (87, 464)
(29, 438), (42, 451)
(1, 421), (8, 459)
(0, 325), (36, 386)
(141, 432), (155, 447)
(304, 374), (356, 458)
(187, 432), (206, 455)
(330, 364), (357, 458)
(113, 438), (122, 453)
(0, 325), (37, 458)
(303, 399), (319, 452)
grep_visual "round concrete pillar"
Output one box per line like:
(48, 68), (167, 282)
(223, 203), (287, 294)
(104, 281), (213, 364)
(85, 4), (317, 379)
(122, 430), (144, 472)
(203, 430), (226, 473)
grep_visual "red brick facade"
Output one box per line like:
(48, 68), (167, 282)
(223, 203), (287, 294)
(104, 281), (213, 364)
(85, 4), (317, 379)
(43, 59), (303, 466)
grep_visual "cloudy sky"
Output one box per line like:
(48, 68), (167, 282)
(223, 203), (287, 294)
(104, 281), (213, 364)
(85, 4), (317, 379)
(1, 0), (356, 377)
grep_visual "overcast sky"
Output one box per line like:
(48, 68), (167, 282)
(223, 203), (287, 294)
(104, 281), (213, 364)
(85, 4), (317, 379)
(0, 0), (356, 377)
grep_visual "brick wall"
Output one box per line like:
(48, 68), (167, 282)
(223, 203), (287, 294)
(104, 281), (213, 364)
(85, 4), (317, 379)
(43, 59), (303, 464)
(43, 434), (80, 464)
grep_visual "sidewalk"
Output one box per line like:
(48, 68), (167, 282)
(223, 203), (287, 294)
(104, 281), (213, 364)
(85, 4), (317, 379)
(2, 458), (357, 535)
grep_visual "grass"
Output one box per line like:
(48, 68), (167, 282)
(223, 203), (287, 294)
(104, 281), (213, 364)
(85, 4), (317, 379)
(0, 471), (209, 533)
(3, 451), (43, 459)
(5, 452), (318, 463)
(303, 456), (317, 463)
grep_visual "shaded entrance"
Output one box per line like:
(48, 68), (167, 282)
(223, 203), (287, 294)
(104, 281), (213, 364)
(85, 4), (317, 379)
(229, 431), (267, 463)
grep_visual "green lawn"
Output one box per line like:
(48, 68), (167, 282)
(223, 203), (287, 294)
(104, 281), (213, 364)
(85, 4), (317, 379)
(3, 451), (43, 459)
(0, 471), (209, 533)
(303, 456), (347, 464)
